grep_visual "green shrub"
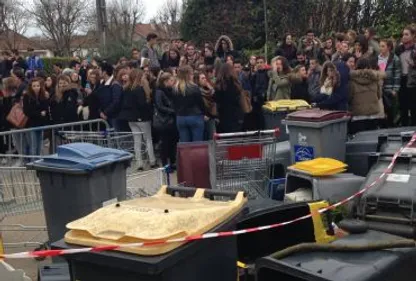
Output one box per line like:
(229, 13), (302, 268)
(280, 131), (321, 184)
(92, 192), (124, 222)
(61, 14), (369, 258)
(243, 41), (277, 64)
(43, 57), (74, 75)
(99, 39), (146, 65)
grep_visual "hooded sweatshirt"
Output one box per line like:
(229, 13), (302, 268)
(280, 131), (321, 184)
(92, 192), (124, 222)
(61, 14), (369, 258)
(349, 69), (384, 116)
(215, 35), (236, 61)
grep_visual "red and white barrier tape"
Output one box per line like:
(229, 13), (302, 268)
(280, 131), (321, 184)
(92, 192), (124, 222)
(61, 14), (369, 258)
(2, 134), (415, 260)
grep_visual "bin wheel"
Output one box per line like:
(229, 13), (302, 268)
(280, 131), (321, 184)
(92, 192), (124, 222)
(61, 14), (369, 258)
(34, 243), (49, 261)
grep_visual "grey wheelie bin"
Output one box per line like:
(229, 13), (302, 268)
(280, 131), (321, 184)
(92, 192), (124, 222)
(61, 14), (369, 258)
(282, 109), (350, 163)
(346, 130), (416, 176)
(27, 143), (133, 244)
(263, 100), (311, 141)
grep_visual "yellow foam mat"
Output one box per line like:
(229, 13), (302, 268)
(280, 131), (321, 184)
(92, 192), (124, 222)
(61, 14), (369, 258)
(65, 187), (247, 256)
(289, 158), (347, 176)
(263, 99), (311, 111)
(308, 201), (335, 244)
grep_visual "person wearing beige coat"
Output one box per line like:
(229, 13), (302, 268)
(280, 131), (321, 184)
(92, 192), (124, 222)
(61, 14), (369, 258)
(349, 57), (386, 134)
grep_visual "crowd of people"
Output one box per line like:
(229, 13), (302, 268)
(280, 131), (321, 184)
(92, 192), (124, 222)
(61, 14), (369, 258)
(0, 26), (415, 169)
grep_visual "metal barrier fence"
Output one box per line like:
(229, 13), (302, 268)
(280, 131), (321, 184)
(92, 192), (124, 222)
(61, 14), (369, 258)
(0, 166), (170, 253)
(0, 119), (110, 166)
(0, 119), (166, 254)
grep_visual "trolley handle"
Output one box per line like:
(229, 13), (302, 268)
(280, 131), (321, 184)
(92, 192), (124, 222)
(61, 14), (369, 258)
(213, 128), (280, 140)
(166, 186), (246, 200)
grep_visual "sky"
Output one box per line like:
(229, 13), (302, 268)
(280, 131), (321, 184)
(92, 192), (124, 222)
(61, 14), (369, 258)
(25, 0), (178, 37)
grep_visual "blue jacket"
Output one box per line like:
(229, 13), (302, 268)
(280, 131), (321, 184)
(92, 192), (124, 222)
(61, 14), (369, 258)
(317, 61), (349, 111)
(239, 72), (252, 93)
(27, 56), (44, 71)
(251, 69), (269, 104)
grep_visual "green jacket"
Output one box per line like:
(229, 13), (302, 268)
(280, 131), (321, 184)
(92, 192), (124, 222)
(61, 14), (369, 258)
(267, 71), (291, 101)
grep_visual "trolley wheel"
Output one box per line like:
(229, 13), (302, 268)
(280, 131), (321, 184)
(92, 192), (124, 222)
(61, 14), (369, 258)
(34, 243), (49, 261)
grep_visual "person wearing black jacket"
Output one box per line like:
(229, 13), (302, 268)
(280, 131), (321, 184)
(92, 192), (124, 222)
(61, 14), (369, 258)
(204, 45), (216, 66)
(97, 63), (123, 129)
(249, 56), (268, 130)
(215, 63), (245, 133)
(11, 67), (27, 101)
(1, 77), (27, 161)
(11, 50), (27, 72)
(154, 73), (178, 167)
(172, 65), (205, 142)
(275, 33), (297, 62)
(79, 59), (89, 88)
(23, 78), (49, 155)
(396, 26), (416, 126)
(49, 75), (79, 125)
(195, 71), (217, 140)
(81, 70), (101, 122)
(0, 77), (17, 154)
(291, 65), (310, 103)
(0, 51), (13, 79)
(119, 69), (156, 170)
(45, 75), (56, 98)
(160, 48), (180, 70)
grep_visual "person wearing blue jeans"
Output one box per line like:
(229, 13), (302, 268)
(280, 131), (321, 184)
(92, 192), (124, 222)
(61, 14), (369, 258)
(26, 130), (43, 156)
(172, 66), (206, 143)
(176, 115), (205, 142)
(22, 78), (49, 158)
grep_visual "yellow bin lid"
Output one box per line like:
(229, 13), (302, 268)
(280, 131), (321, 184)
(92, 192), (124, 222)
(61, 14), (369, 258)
(263, 100), (310, 111)
(289, 158), (348, 176)
(65, 187), (247, 256)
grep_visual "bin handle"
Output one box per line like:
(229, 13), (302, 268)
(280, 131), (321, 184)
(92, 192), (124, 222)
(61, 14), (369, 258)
(165, 186), (247, 200)
(276, 106), (290, 112)
(213, 128), (280, 140)
(296, 106), (311, 110)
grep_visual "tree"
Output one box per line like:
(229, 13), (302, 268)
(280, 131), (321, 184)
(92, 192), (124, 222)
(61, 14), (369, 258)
(181, 0), (416, 52)
(0, 0), (31, 50)
(102, 0), (145, 60)
(151, 0), (182, 40)
(106, 0), (145, 47)
(181, 0), (260, 49)
(31, 0), (91, 56)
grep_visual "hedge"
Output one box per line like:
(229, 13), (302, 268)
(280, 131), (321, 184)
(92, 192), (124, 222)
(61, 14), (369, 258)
(43, 57), (74, 75)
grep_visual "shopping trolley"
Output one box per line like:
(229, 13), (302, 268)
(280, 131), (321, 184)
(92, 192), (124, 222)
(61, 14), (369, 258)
(0, 164), (171, 260)
(209, 129), (281, 199)
(0, 165), (48, 259)
(126, 166), (172, 198)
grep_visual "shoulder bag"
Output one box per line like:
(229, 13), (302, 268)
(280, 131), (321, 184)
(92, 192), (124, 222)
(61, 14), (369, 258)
(7, 101), (28, 129)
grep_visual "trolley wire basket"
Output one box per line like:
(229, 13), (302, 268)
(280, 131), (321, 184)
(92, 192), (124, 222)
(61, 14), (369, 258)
(0, 165), (48, 256)
(126, 166), (172, 199)
(209, 129), (281, 199)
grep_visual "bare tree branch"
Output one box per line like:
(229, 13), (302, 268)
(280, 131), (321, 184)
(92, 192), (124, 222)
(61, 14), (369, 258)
(106, 0), (145, 47)
(0, 0), (31, 50)
(151, 0), (182, 40)
(30, 0), (91, 56)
